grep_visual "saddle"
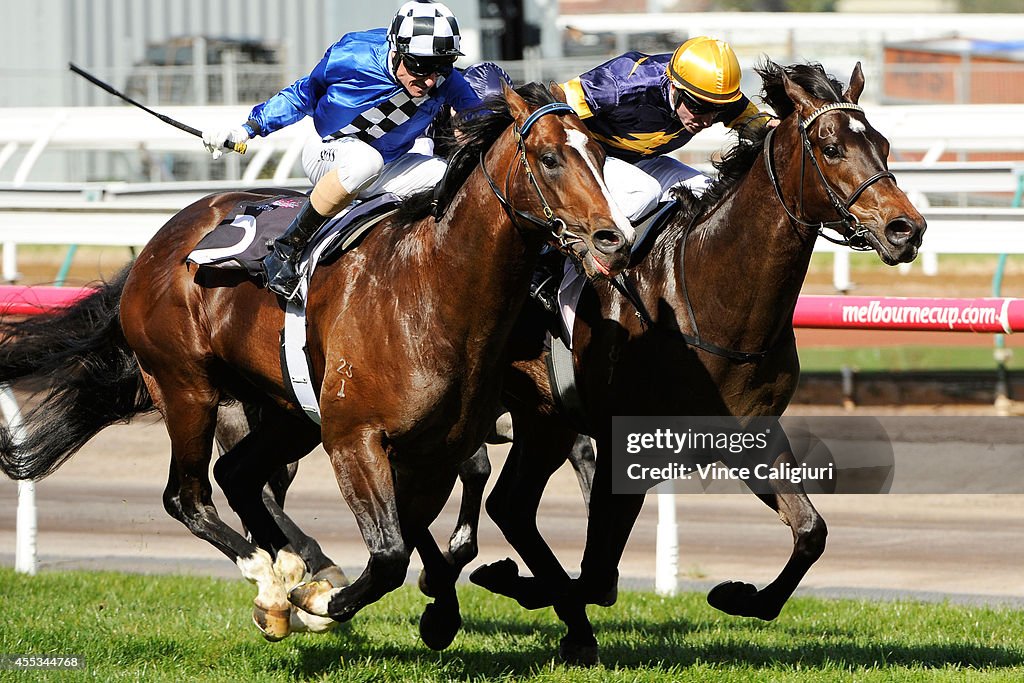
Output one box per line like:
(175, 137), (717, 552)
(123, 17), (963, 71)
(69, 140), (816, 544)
(186, 193), (402, 282)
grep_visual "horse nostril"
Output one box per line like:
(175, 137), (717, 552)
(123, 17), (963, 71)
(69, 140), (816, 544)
(592, 229), (625, 255)
(885, 217), (918, 246)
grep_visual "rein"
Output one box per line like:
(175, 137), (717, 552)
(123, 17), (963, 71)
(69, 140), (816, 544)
(481, 102), (587, 255)
(763, 101), (895, 250)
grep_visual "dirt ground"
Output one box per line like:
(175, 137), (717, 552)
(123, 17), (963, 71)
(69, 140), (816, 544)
(2, 249), (1023, 607)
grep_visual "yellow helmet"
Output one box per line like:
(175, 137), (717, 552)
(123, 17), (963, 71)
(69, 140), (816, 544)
(666, 36), (742, 105)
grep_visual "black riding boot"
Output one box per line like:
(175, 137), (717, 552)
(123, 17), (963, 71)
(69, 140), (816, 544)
(264, 201), (329, 299)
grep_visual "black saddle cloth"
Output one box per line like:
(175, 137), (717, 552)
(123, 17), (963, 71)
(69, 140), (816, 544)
(186, 193), (402, 280)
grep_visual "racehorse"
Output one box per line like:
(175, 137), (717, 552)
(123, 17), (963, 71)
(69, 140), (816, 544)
(0, 83), (634, 646)
(468, 60), (927, 664)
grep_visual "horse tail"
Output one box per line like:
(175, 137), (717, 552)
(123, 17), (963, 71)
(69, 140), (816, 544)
(0, 265), (154, 480)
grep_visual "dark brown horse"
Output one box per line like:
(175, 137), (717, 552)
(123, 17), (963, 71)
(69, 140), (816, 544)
(0, 84), (633, 645)
(469, 61), (926, 664)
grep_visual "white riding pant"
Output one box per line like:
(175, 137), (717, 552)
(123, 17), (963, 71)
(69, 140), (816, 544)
(301, 135), (447, 198)
(603, 155), (712, 222)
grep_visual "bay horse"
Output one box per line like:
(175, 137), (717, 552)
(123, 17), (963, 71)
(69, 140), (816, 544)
(0, 84), (634, 645)
(468, 60), (927, 664)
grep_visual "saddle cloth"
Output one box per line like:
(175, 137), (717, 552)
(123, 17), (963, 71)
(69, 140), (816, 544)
(186, 192), (402, 282)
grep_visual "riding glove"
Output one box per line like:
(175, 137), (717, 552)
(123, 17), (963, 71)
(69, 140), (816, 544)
(202, 125), (250, 160)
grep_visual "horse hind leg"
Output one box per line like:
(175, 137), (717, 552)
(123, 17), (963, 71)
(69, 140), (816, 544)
(146, 371), (292, 642)
(707, 447), (827, 621)
(212, 403), (346, 634)
(214, 402), (349, 631)
(439, 444), (491, 573)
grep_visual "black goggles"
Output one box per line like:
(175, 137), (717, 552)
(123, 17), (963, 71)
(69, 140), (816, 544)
(676, 87), (730, 116)
(402, 54), (456, 78)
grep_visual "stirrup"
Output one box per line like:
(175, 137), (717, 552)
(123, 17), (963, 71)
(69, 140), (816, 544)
(529, 275), (558, 314)
(264, 251), (305, 301)
(269, 275), (303, 301)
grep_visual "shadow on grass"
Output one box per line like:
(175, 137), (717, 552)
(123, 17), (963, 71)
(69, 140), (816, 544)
(233, 610), (1024, 679)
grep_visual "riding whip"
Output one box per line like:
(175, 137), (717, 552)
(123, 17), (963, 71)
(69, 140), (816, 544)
(68, 62), (247, 154)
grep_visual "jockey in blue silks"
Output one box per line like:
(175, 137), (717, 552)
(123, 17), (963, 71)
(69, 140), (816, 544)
(203, 0), (482, 300)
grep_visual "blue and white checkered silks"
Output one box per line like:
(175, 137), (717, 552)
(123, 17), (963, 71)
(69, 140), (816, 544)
(388, 1), (462, 57)
(327, 81), (444, 143)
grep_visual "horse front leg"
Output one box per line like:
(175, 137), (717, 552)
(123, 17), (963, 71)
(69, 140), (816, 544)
(397, 464), (464, 651)
(706, 439), (827, 621)
(472, 419), (600, 665)
(287, 430), (409, 624)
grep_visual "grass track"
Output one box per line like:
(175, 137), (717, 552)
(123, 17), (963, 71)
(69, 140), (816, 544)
(1, 568), (1022, 681)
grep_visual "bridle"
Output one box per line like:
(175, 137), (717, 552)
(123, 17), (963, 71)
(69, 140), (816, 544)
(763, 101), (895, 251)
(613, 101), (898, 363)
(481, 102), (588, 255)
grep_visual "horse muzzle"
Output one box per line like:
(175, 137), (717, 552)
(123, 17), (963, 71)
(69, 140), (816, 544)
(579, 224), (633, 278)
(881, 214), (927, 263)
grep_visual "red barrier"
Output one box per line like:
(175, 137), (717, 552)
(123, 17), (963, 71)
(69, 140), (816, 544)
(3, 285), (1024, 335)
(0, 285), (90, 316)
(793, 295), (1024, 334)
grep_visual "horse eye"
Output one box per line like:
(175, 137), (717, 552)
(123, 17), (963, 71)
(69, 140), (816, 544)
(540, 152), (560, 170)
(822, 144), (842, 159)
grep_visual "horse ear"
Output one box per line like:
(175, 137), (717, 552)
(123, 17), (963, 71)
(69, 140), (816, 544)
(844, 62), (865, 104)
(503, 81), (529, 122)
(781, 69), (817, 119)
(549, 81), (567, 103)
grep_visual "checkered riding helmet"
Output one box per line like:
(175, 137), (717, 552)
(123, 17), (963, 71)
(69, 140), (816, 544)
(388, 1), (463, 57)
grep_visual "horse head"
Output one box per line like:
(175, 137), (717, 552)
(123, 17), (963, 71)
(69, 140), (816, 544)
(494, 82), (635, 278)
(764, 61), (926, 265)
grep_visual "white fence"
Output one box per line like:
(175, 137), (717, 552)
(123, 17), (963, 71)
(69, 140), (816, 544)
(2, 104), (1024, 184)
(0, 105), (1022, 290)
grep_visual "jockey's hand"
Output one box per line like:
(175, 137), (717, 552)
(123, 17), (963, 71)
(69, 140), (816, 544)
(202, 125), (250, 160)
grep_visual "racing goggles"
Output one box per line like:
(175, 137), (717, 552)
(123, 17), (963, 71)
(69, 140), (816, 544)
(402, 54), (456, 78)
(675, 87), (730, 116)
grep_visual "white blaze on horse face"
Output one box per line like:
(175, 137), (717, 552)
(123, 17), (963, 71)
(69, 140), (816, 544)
(564, 127), (637, 242)
(848, 117), (867, 134)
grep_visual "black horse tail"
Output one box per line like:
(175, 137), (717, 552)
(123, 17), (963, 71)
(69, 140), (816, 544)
(0, 265), (154, 480)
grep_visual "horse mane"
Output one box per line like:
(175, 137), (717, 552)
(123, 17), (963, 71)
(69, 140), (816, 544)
(670, 59), (846, 219)
(391, 83), (557, 227)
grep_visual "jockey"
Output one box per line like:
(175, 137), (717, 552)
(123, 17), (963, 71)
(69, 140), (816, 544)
(203, 0), (482, 299)
(561, 36), (774, 221)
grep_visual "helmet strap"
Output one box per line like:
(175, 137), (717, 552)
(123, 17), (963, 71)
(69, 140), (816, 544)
(390, 50), (402, 79)
(669, 84), (683, 112)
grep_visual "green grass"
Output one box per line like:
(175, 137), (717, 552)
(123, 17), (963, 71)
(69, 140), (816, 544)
(1, 568), (1021, 681)
(798, 345), (1009, 373)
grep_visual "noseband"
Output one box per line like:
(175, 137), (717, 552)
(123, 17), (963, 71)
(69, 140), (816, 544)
(763, 102), (895, 250)
(481, 102), (586, 254)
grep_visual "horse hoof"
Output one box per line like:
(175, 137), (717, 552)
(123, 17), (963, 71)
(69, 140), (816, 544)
(469, 558), (551, 610)
(707, 580), (778, 620)
(288, 579), (334, 617)
(469, 557), (520, 591)
(252, 603), (292, 642)
(419, 600), (462, 651)
(558, 637), (599, 667)
(312, 566), (350, 589)
(289, 606), (339, 634)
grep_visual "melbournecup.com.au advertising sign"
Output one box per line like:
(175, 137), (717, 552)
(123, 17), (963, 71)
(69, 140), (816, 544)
(611, 415), (1024, 495)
